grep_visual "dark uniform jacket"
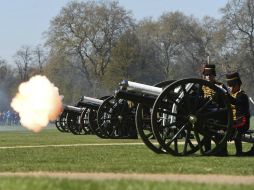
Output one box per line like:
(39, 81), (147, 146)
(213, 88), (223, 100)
(229, 90), (250, 133)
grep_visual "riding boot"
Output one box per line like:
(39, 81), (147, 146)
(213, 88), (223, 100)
(204, 135), (211, 152)
(216, 143), (228, 156)
(235, 139), (243, 156)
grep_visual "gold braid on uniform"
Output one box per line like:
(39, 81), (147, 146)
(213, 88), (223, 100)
(231, 91), (239, 121)
(202, 86), (215, 98)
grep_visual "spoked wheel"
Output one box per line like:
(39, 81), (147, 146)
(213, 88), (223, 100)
(97, 97), (137, 139)
(66, 111), (84, 135)
(88, 96), (112, 138)
(55, 110), (69, 132)
(80, 107), (93, 134)
(152, 78), (232, 156)
(55, 118), (65, 132)
(135, 80), (174, 154)
(89, 108), (108, 138)
(64, 99), (87, 135)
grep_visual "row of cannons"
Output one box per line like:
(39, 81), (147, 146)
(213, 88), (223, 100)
(55, 78), (254, 156)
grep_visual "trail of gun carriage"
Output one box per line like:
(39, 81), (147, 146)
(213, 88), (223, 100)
(1, 0), (254, 189)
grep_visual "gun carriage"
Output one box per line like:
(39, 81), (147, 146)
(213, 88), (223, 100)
(116, 80), (173, 153)
(55, 96), (108, 135)
(55, 95), (138, 139)
(96, 96), (137, 139)
(55, 78), (254, 155)
(117, 78), (254, 156)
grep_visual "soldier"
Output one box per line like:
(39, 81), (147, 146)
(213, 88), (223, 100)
(202, 64), (227, 95)
(201, 64), (228, 155)
(226, 72), (254, 156)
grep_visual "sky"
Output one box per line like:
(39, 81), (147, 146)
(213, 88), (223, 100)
(0, 0), (229, 64)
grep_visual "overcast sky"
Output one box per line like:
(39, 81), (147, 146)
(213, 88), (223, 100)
(0, 0), (228, 64)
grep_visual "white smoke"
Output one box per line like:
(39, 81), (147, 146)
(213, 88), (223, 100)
(11, 75), (63, 132)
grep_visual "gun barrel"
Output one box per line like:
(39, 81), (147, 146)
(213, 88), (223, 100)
(63, 105), (84, 113)
(115, 90), (156, 107)
(82, 96), (104, 105)
(120, 80), (162, 96)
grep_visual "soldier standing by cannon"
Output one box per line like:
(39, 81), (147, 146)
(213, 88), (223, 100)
(201, 64), (228, 155)
(202, 64), (227, 97)
(226, 72), (254, 156)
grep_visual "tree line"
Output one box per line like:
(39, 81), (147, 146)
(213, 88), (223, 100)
(0, 0), (253, 110)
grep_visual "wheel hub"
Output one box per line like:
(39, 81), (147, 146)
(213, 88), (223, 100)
(118, 115), (123, 121)
(188, 115), (197, 125)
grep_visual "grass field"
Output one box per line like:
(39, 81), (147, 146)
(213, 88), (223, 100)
(0, 126), (254, 190)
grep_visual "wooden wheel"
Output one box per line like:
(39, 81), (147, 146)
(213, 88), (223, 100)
(135, 80), (174, 154)
(79, 107), (93, 134)
(88, 96), (111, 138)
(65, 99), (88, 135)
(66, 111), (84, 135)
(97, 97), (137, 139)
(152, 78), (232, 156)
(55, 118), (65, 132)
(55, 110), (69, 132)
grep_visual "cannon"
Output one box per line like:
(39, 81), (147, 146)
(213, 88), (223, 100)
(116, 80), (174, 153)
(78, 96), (109, 138)
(55, 96), (108, 135)
(70, 96), (137, 139)
(116, 78), (254, 156)
(96, 96), (137, 139)
(63, 103), (90, 135)
(55, 95), (138, 139)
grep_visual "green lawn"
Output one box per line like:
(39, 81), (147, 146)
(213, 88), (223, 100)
(0, 127), (254, 189)
(0, 177), (253, 190)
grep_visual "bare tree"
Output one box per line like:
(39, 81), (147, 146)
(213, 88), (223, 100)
(220, 0), (254, 89)
(45, 1), (134, 87)
(14, 46), (33, 81)
(0, 58), (8, 80)
(156, 12), (183, 79)
(33, 45), (47, 73)
(0, 58), (17, 110)
(221, 0), (254, 57)
(155, 12), (207, 79)
(135, 18), (165, 83)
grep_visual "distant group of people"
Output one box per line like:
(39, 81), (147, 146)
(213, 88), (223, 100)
(202, 64), (254, 156)
(0, 110), (20, 126)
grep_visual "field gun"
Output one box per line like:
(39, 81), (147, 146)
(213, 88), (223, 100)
(73, 95), (137, 139)
(56, 95), (138, 139)
(115, 79), (244, 156)
(55, 96), (107, 135)
(115, 80), (174, 154)
(56, 78), (254, 156)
